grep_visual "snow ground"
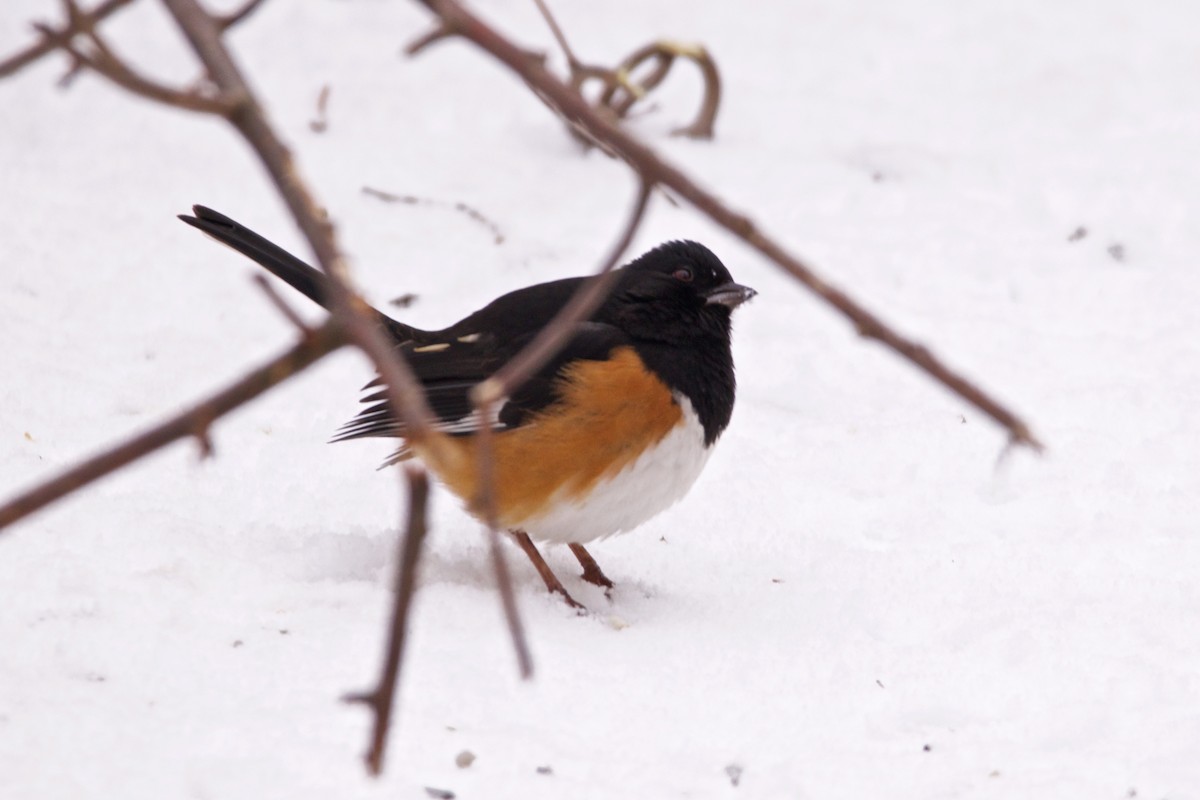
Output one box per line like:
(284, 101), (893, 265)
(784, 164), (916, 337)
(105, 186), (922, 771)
(2, 0), (1199, 797)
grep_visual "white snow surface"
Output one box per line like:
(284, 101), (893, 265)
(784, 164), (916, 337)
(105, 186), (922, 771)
(2, 1), (1199, 798)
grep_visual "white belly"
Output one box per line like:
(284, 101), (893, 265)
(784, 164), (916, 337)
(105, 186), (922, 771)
(517, 395), (713, 544)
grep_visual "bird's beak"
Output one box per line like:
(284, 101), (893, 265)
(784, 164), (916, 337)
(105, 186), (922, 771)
(705, 282), (757, 309)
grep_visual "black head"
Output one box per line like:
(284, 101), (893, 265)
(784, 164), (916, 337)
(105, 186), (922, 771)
(599, 241), (754, 445)
(604, 240), (756, 344)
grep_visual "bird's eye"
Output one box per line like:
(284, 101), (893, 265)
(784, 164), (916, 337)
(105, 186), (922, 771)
(673, 267), (694, 282)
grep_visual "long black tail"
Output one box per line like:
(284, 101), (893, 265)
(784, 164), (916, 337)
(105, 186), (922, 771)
(179, 205), (417, 342)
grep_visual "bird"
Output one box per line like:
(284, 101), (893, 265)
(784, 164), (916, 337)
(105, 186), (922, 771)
(180, 205), (755, 608)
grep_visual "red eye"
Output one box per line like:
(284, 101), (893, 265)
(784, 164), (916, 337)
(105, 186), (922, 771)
(673, 267), (694, 282)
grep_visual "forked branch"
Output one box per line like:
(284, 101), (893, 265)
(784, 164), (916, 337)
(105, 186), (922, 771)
(0, 0), (134, 79)
(0, 322), (347, 531)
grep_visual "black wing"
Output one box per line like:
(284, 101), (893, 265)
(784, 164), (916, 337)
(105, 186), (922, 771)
(180, 205), (631, 449)
(332, 322), (629, 443)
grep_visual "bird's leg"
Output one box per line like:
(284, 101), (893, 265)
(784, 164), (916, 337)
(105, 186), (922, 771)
(568, 543), (615, 589)
(510, 530), (584, 610)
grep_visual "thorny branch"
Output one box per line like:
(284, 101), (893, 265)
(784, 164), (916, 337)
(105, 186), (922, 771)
(411, 0), (1042, 451)
(344, 465), (430, 776)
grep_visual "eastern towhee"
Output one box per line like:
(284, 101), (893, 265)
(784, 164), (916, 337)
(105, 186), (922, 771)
(180, 205), (755, 608)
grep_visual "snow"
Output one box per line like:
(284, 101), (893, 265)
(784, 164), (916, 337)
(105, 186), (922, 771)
(2, 0), (1199, 797)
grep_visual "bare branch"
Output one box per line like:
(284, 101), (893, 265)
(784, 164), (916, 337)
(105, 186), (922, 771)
(404, 22), (456, 57)
(215, 0), (269, 31)
(413, 0), (1043, 451)
(0, 322), (346, 532)
(344, 465), (431, 776)
(157, 0), (458, 463)
(531, 0), (581, 71)
(161, 0), (535, 684)
(0, 0), (134, 79)
(31, 20), (234, 114)
(472, 400), (534, 678)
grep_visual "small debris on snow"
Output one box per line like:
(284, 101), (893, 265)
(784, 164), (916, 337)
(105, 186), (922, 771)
(308, 84), (331, 133)
(278, 629), (289, 636)
(1107, 243), (1127, 262)
(455, 750), (475, 769)
(875, 679), (885, 688)
(424, 788), (455, 799)
(989, 770), (1001, 778)
(232, 640), (243, 648)
(607, 615), (630, 630)
(923, 744), (933, 752)
(390, 292), (419, 309)
(725, 764), (743, 787)
(1067, 226), (1088, 242)
(536, 765), (553, 776)
(23, 431), (33, 441)
(770, 578), (784, 584)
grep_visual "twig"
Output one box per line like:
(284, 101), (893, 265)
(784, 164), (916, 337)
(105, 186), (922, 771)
(343, 465), (430, 777)
(0, 321), (346, 532)
(465, 178), (651, 660)
(412, 0), (1043, 451)
(472, 397), (533, 678)
(473, 177), (653, 405)
(31, 18), (234, 114)
(362, 186), (505, 245)
(215, 0), (269, 31)
(404, 22), (456, 57)
(531, 1), (721, 141)
(159, 0), (483, 475)
(0, 0), (134, 79)
(606, 41), (721, 139)
(253, 274), (313, 335)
